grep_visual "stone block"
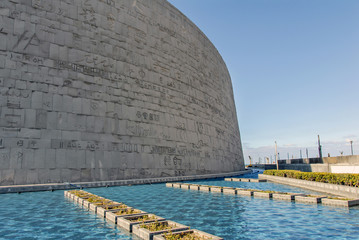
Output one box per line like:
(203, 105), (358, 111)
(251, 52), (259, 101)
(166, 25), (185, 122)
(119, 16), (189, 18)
(34, 149), (46, 168)
(44, 149), (56, 168)
(55, 149), (66, 168)
(31, 91), (43, 109)
(14, 169), (27, 185)
(52, 94), (63, 111)
(35, 110), (47, 128)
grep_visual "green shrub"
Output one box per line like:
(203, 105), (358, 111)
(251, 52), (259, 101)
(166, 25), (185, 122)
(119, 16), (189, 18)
(263, 170), (359, 187)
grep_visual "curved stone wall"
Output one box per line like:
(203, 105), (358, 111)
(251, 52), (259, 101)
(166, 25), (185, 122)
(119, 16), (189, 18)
(0, 0), (244, 185)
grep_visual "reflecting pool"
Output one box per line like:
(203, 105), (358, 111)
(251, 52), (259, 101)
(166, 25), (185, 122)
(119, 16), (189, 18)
(1, 172), (359, 239)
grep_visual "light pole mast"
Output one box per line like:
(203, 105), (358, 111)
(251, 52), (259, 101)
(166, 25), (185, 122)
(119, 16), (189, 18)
(350, 141), (353, 155)
(274, 141), (279, 170)
(318, 135), (322, 159)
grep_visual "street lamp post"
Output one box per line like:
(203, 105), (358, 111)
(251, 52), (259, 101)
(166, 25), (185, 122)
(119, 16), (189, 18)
(350, 141), (353, 155)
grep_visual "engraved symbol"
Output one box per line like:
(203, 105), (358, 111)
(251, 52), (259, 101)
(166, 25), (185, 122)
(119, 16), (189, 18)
(139, 69), (145, 79)
(10, 10), (20, 19)
(173, 157), (182, 166)
(17, 140), (24, 147)
(0, 28), (7, 35)
(132, 0), (143, 13)
(107, 13), (115, 28)
(29, 140), (37, 148)
(17, 152), (23, 161)
(7, 99), (20, 109)
(5, 114), (21, 127)
(63, 79), (72, 86)
(136, 111), (142, 118)
(90, 101), (98, 110)
(12, 31), (41, 51)
(0, 139), (4, 149)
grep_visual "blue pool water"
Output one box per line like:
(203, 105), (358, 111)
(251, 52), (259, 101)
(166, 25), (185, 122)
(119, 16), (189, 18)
(1, 172), (359, 239)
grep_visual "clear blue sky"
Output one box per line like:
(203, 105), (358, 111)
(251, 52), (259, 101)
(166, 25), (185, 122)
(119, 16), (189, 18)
(168, 0), (359, 163)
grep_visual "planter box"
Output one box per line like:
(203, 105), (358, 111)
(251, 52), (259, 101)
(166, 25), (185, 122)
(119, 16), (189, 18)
(65, 192), (73, 200)
(165, 183), (173, 188)
(106, 208), (146, 224)
(249, 179), (267, 183)
(96, 203), (128, 218)
(64, 191), (69, 197)
(89, 200), (114, 213)
(82, 197), (107, 209)
(253, 191), (273, 198)
(172, 183), (181, 188)
(180, 183), (190, 190)
(239, 178), (250, 182)
(189, 185), (199, 190)
(232, 178), (241, 182)
(236, 189), (253, 196)
(272, 193), (304, 201)
(321, 198), (359, 207)
(67, 193), (75, 200)
(223, 188), (237, 195)
(132, 220), (189, 240)
(210, 186), (223, 193)
(117, 214), (166, 232)
(73, 195), (81, 203)
(153, 229), (223, 240)
(199, 185), (211, 191)
(82, 200), (92, 209)
(294, 195), (326, 204)
(224, 178), (232, 181)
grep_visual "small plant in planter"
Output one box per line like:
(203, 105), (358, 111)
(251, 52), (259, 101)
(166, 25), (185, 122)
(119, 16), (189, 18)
(87, 196), (105, 203)
(154, 229), (223, 240)
(105, 204), (128, 210)
(163, 231), (207, 240)
(130, 215), (158, 222)
(93, 200), (115, 206)
(326, 196), (351, 200)
(140, 221), (174, 232)
(115, 208), (142, 216)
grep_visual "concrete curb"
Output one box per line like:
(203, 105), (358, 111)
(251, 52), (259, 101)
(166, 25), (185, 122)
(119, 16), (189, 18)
(0, 170), (251, 194)
(259, 174), (359, 198)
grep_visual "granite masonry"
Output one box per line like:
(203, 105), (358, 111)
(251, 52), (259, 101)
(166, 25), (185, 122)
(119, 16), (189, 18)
(0, 0), (244, 185)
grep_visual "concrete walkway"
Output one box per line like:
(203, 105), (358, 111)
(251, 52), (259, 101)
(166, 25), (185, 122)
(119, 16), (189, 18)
(0, 170), (251, 194)
(259, 174), (359, 199)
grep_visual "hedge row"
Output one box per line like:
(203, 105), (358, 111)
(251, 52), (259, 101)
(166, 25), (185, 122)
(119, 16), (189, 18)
(263, 170), (359, 187)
